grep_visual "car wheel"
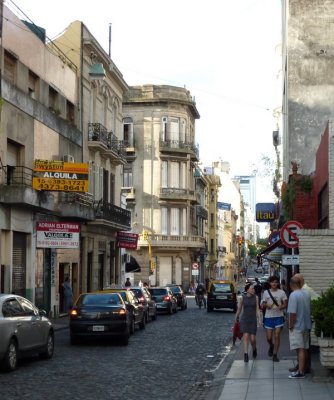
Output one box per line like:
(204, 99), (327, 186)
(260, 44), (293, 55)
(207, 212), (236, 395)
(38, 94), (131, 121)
(120, 327), (130, 345)
(145, 311), (149, 323)
(40, 331), (54, 359)
(130, 317), (135, 334)
(2, 339), (18, 372)
(173, 304), (178, 313)
(152, 310), (157, 320)
(207, 305), (213, 312)
(139, 313), (146, 329)
(168, 305), (173, 315)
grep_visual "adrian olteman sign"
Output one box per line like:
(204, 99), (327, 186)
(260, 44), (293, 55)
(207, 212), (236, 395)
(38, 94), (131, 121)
(37, 221), (80, 249)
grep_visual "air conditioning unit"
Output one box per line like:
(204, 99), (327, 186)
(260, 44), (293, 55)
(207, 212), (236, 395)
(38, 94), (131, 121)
(63, 154), (74, 163)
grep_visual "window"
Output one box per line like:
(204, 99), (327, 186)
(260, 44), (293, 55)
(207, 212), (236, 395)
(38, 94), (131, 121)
(2, 299), (23, 317)
(123, 167), (133, 187)
(4, 51), (17, 84)
(123, 117), (134, 147)
(318, 183), (329, 228)
(161, 207), (186, 235)
(49, 86), (59, 112)
(66, 100), (75, 124)
(161, 161), (186, 188)
(170, 117), (179, 145)
(28, 70), (39, 100)
(161, 117), (168, 141)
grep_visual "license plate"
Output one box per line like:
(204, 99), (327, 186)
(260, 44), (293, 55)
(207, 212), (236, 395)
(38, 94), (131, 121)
(217, 295), (227, 299)
(92, 325), (105, 332)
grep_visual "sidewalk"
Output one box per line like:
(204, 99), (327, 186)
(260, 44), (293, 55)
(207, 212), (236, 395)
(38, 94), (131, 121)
(218, 324), (334, 400)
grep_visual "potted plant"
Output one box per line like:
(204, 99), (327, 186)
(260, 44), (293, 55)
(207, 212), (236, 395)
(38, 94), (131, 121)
(312, 284), (334, 368)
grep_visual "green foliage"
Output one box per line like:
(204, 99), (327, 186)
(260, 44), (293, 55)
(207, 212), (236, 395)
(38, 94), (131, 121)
(282, 176), (313, 222)
(312, 284), (334, 337)
(248, 244), (258, 257)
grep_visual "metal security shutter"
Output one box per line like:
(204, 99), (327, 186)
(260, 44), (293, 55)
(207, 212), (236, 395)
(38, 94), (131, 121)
(12, 232), (26, 296)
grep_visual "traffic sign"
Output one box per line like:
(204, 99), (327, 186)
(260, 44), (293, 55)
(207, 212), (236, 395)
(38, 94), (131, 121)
(268, 230), (280, 245)
(280, 220), (303, 248)
(192, 263), (199, 269)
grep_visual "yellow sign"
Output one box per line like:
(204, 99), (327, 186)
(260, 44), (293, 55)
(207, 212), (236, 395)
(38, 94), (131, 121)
(32, 160), (89, 192)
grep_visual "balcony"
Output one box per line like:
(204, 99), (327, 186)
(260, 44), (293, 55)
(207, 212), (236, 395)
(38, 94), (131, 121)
(88, 201), (131, 231)
(57, 192), (95, 221)
(138, 233), (206, 250)
(195, 205), (208, 220)
(0, 166), (55, 212)
(121, 187), (136, 201)
(88, 123), (127, 165)
(160, 187), (197, 202)
(159, 140), (199, 161)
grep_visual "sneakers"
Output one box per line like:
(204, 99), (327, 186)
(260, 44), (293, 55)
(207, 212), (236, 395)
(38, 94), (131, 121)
(244, 353), (249, 363)
(253, 348), (257, 358)
(272, 354), (279, 362)
(289, 371), (305, 379)
(268, 343), (274, 357)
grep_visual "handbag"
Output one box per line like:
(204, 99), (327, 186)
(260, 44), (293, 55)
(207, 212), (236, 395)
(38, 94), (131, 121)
(232, 320), (243, 344)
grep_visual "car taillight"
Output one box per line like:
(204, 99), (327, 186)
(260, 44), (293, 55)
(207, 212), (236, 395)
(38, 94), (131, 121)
(69, 308), (78, 319)
(113, 309), (127, 315)
(163, 295), (171, 301)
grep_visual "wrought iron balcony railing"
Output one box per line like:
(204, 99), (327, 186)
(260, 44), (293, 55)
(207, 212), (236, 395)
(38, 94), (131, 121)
(0, 165), (33, 186)
(159, 139), (199, 159)
(94, 200), (131, 229)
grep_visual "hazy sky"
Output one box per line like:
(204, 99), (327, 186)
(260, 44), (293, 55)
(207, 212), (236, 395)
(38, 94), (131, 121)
(8, 0), (282, 202)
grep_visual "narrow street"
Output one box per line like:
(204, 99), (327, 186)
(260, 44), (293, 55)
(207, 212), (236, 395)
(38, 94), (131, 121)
(0, 297), (236, 400)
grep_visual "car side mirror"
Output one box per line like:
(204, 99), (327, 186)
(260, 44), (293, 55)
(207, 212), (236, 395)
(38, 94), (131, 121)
(39, 309), (47, 317)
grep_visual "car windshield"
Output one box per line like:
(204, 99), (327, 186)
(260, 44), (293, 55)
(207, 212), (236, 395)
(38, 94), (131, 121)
(150, 289), (167, 295)
(212, 283), (232, 293)
(131, 289), (141, 296)
(79, 294), (122, 306)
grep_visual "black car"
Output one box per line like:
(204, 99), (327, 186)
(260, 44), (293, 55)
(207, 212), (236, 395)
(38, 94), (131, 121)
(69, 292), (130, 345)
(207, 280), (238, 312)
(130, 287), (157, 322)
(167, 285), (187, 310)
(148, 287), (178, 314)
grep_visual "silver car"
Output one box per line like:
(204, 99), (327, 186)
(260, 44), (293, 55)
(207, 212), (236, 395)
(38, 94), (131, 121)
(0, 294), (54, 372)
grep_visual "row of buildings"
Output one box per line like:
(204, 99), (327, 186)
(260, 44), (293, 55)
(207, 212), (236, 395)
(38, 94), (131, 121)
(0, 3), (257, 316)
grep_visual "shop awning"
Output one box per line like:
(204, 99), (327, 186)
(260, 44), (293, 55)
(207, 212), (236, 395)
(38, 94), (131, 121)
(258, 239), (282, 256)
(125, 256), (141, 273)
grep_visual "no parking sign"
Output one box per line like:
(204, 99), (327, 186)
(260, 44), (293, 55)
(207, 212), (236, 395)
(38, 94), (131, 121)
(280, 220), (303, 248)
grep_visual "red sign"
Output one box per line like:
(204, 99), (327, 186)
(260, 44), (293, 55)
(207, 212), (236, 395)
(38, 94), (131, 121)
(192, 263), (199, 269)
(280, 220), (303, 248)
(117, 232), (139, 249)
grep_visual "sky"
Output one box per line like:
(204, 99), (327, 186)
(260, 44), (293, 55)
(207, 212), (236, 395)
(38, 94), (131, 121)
(8, 0), (282, 203)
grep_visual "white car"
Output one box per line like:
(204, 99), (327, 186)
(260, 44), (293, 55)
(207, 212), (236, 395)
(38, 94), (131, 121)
(0, 294), (54, 372)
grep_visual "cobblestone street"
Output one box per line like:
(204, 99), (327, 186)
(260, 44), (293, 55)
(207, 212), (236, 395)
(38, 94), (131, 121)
(0, 297), (236, 400)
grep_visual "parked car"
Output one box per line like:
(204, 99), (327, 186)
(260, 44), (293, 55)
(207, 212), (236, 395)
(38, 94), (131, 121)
(167, 285), (187, 310)
(129, 287), (157, 322)
(69, 292), (130, 345)
(207, 280), (238, 312)
(0, 294), (54, 372)
(148, 287), (178, 314)
(101, 288), (146, 332)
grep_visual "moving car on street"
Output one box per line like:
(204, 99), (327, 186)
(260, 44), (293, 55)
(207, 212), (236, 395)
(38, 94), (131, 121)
(0, 294), (54, 372)
(207, 280), (238, 313)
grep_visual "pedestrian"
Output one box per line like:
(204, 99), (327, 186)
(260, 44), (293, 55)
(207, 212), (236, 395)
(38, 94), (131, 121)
(261, 275), (287, 362)
(253, 278), (262, 303)
(62, 276), (73, 313)
(235, 282), (261, 362)
(288, 273), (311, 375)
(125, 277), (131, 287)
(138, 280), (143, 288)
(287, 275), (311, 378)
